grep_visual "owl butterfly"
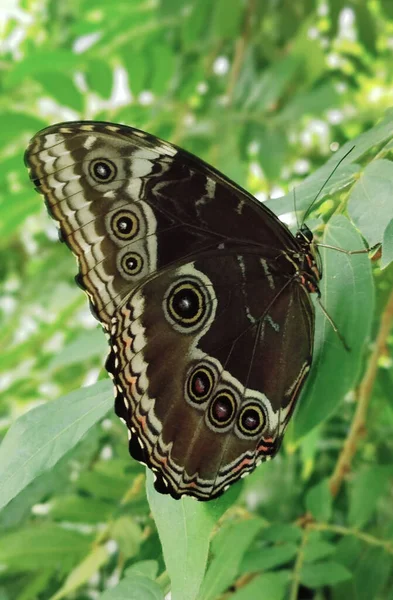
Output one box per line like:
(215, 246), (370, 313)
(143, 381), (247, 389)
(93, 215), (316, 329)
(25, 121), (321, 501)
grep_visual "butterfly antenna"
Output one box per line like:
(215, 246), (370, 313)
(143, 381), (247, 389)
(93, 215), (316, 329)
(301, 145), (355, 227)
(317, 297), (350, 352)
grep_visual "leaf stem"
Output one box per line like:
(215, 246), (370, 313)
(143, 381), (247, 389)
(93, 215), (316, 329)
(289, 526), (310, 600)
(308, 522), (393, 556)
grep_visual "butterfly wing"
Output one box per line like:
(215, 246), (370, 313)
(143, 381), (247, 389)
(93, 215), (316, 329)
(25, 121), (315, 500)
(109, 254), (313, 499)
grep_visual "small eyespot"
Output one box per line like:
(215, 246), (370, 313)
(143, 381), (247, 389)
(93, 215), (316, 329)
(110, 210), (139, 240)
(167, 281), (205, 327)
(238, 404), (266, 437)
(121, 252), (143, 275)
(89, 158), (117, 183)
(187, 365), (215, 404)
(209, 391), (236, 428)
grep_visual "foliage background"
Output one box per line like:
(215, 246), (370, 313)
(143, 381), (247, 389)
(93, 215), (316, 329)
(1, 0), (393, 599)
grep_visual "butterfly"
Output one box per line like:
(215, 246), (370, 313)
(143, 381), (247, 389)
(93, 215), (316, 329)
(24, 121), (321, 501)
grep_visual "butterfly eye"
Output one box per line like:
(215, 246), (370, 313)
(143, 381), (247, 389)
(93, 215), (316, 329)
(187, 365), (215, 404)
(121, 252), (143, 275)
(110, 210), (139, 240)
(238, 404), (266, 437)
(90, 158), (117, 183)
(167, 281), (205, 326)
(209, 391), (236, 428)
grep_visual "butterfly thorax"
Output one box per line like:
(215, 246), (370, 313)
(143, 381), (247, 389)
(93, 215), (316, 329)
(293, 225), (322, 297)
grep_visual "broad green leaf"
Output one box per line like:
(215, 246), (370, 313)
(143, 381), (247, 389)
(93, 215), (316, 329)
(231, 570), (290, 600)
(86, 59), (113, 99)
(268, 111), (393, 217)
(294, 216), (374, 438)
(35, 72), (83, 112)
(0, 190), (40, 245)
(99, 574), (164, 600)
(51, 545), (109, 600)
(146, 470), (235, 600)
(0, 380), (112, 511)
(77, 468), (130, 501)
(111, 517), (143, 559)
(351, 547), (391, 600)
(16, 571), (52, 600)
(355, 3), (377, 54)
(0, 113), (47, 146)
(242, 55), (301, 112)
(240, 542), (297, 574)
(4, 51), (81, 88)
(349, 159), (393, 246)
(51, 495), (113, 523)
(125, 561), (159, 580)
(305, 479), (332, 522)
(260, 523), (302, 543)
(211, 0), (244, 38)
(49, 329), (107, 370)
(0, 525), (92, 573)
(348, 465), (393, 528)
(303, 539), (335, 563)
(278, 81), (340, 124)
(257, 126), (288, 180)
(198, 519), (264, 600)
(300, 561), (352, 588)
(381, 218), (393, 269)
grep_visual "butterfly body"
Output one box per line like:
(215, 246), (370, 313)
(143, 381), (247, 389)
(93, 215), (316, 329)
(25, 121), (321, 500)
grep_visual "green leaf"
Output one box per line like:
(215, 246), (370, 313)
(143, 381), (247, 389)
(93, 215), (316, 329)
(51, 495), (113, 523)
(240, 543), (297, 574)
(303, 539), (335, 563)
(305, 479), (332, 522)
(294, 215), (374, 437)
(35, 72), (83, 112)
(268, 112), (393, 217)
(4, 51), (81, 88)
(111, 517), (143, 559)
(86, 59), (113, 99)
(211, 0), (244, 38)
(348, 465), (392, 528)
(354, 3), (377, 54)
(300, 561), (352, 588)
(349, 159), (393, 246)
(99, 574), (164, 600)
(242, 55), (301, 112)
(51, 545), (109, 600)
(231, 570), (290, 600)
(124, 561), (159, 580)
(198, 519), (264, 600)
(0, 112), (47, 146)
(49, 329), (107, 370)
(0, 525), (92, 573)
(381, 218), (393, 269)
(260, 523), (302, 543)
(146, 470), (234, 600)
(257, 126), (288, 180)
(0, 380), (112, 511)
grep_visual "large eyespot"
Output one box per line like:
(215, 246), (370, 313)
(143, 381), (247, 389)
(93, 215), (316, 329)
(208, 391), (236, 429)
(186, 364), (215, 405)
(121, 252), (143, 276)
(165, 278), (210, 331)
(110, 210), (139, 240)
(237, 403), (266, 438)
(89, 158), (117, 183)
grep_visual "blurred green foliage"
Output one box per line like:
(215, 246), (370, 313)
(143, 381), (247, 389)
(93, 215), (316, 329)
(1, 0), (393, 599)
